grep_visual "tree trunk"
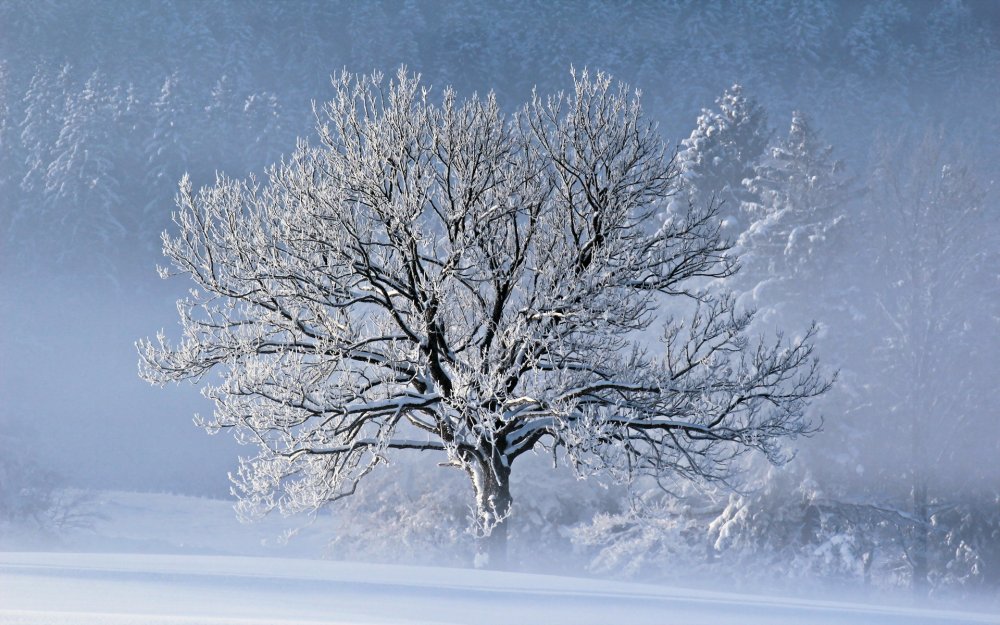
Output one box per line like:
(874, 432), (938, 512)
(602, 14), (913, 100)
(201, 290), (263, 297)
(910, 396), (930, 599)
(911, 479), (930, 598)
(862, 547), (874, 590)
(472, 454), (512, 570)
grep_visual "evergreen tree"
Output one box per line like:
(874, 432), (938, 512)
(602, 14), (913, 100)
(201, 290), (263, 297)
(674, 85), (771, 242)
(844, 0), (913, 78)
(145, 73), (191, 200)
(19, 64), (71, 196)
(0, 61), (14, 195)
(241, 90), (285, 170)
(44, 70), (124, 261)
(739, 110), (853, 318)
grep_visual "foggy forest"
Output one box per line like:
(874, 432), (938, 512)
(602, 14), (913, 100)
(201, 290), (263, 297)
(1, 1), (999, 623)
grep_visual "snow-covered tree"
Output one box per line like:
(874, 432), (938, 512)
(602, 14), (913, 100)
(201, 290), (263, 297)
(0, 60), (18, 242)
(143, 71), (195, 230)
(844, 0), (913, 78)
(675, 85), (771, 241)
(0, 421), (60, 529)
(43, 70), (124, 256)
(571, 482), (718, 580)
(0, 416), (94, 540)
(0, 61), (13, 190)
(19, 64), (71, 197)
(201, 73), (257, 176)
(738, 110), (854, 318)
(855, 132), (999, 595)
(138, 69), (829, 568)
(241, 90), (286, 170)
(932, 499), (1000, 595)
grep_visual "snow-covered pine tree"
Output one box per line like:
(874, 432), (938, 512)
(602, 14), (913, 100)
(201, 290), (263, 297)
(43, 71), (124, 259)
(0, 61), (17, 227)
(844, 0), (913, 78)
(144, 73), (191, 212)
(241, 90), (285, 171)
(19, 64), (71, 197)
(738, 110), (853, 318)
(674, 84), (770, 243)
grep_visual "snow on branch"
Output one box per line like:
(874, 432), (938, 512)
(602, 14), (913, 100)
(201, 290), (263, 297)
(139, 68), (829, 548)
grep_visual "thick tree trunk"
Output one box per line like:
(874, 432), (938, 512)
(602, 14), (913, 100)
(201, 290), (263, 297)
(479, 504), (509, 569)
(472, 454), (512, 570)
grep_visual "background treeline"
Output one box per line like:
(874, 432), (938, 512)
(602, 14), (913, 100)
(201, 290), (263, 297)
(1, 0), (998, 601)
(2, 0), (998, 280)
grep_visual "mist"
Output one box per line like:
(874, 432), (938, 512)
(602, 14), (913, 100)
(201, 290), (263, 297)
(1, 0), (999, 616)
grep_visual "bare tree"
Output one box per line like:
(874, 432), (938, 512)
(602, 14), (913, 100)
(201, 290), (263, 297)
(861, 132), (999, 596)
(139, 69), (828, 567)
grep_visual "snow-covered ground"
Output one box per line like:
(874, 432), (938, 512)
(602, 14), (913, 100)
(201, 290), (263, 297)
(2, 491), (998, 625)
(2, 551), (1000, 625)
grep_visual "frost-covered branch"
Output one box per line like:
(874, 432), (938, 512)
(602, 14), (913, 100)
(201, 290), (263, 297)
(139, 68), (829, 567)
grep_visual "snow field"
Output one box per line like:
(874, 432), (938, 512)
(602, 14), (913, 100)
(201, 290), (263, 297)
(2, 552), (999, 625)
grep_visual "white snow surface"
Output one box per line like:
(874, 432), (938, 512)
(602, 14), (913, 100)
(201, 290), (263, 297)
(2, 491), (998, 624)
(2, 551), (999, 625)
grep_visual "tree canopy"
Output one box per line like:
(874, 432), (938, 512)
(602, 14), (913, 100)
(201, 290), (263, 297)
(139, 69), (829, 566)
